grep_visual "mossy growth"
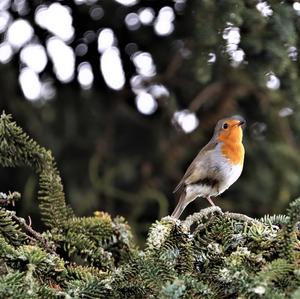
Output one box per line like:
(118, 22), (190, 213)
(0, 113), (299, 298)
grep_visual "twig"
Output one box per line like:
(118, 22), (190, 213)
(224, 212), (261, 224)
(189, 82), (225, 112)
(28, 215), (32, 227)
(181, 206), (223, 232)
(10, 213), (56, 253)
(1, 192), (56, 252)
(163, 52), (183, 80)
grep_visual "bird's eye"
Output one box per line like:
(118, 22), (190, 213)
(223, 123), (229, 129)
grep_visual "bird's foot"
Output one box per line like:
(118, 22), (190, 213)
(207, 196), (216, 206)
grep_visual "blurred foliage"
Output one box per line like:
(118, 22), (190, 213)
(0, 113), (299, 298)
(1, 0), (300, 243)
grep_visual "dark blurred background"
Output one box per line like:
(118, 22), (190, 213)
(1, 0), (300, 243)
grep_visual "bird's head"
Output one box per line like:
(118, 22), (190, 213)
(214, 116), (245, 144)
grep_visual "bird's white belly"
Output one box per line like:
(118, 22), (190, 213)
(185, 143), (243, 201)
(218, 161), (242, 193)
(186, 184), (218, 201)
(210, 143), (243, 193)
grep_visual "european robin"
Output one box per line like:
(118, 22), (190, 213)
(171, 116), (245, 219)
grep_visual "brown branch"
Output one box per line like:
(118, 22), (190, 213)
(181, 206), (223, 232)
(188, 81), (225, 112)
(1, 192), (56, 252)
(10, 213), (56, 253)
(224, 212), (260, 224)
(163, 52), (184, 81)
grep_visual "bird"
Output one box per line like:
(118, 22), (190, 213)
(171, 116), (245, 219)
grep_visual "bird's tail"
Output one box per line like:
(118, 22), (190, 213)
(171, 192), (188, 219)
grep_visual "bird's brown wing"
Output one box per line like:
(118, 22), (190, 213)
(173, 141), (217, 193)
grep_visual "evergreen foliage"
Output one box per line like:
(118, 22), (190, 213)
(0, 113), (299, 298)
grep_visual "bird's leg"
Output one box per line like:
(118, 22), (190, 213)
(206, 196), (215, 206)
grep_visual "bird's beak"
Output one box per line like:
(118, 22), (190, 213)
(238, 120), (246, 128)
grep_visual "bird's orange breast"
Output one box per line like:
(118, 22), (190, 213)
(220, 141), (244, 165)
(218, 125), (244, 165)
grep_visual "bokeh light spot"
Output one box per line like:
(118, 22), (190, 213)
(173, 110), (199, 133)
(293, 2), (300, 10)
(132, 52), (156, 77)
(293, 2), (300, 15)
(208, 53), (216, 64)
(256, 2), (273, 17)
(130, 75), (144, 94)
(89, 6), (104, 21)
(19, 67), (41, 101)
(223, 25), (245, 66)
(35, 3), (74, 42)
(7, 19), (34, 48)
(0, 11), (10, 33)
(12, 0), (29, 16)
(250, 122), (267, 140)
(75, 43), (88, 56)
(138, 8), (155, 25)
(154, 20), (174, 36)
(288, 46), (297, 61)
(100, 47), (125, 90)
(232, 49), (245, 63)
(174, 0), (186, 12)
(154, 6), (175, 36)
(135, 92), (158, 115)
(0, 42), (13, 64)
(78, 62), (94, 89)
(47, 37), (75, 83)
(83, 30), (96, 43)
(98, 28), (115, 53)
(41, 79), (56, 100)
(278, 107), (293, 118)
(149, 84), (169, 98)
(115, 0), (138, 7)
(160, 7), (175, 21)
(20, 44), (47, 73)
(125, 43), (138, 56)
(0, 0), (10, 10)
(223, 26), (240, 44)
(266, 72), (280, 90)
(125, 13), (140, 30)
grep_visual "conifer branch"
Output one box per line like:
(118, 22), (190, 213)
(0, 191), (20, 206)
(9, 212), (56, 253)
(0, 112), (73, 228)
(0, 113), (299, 298)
